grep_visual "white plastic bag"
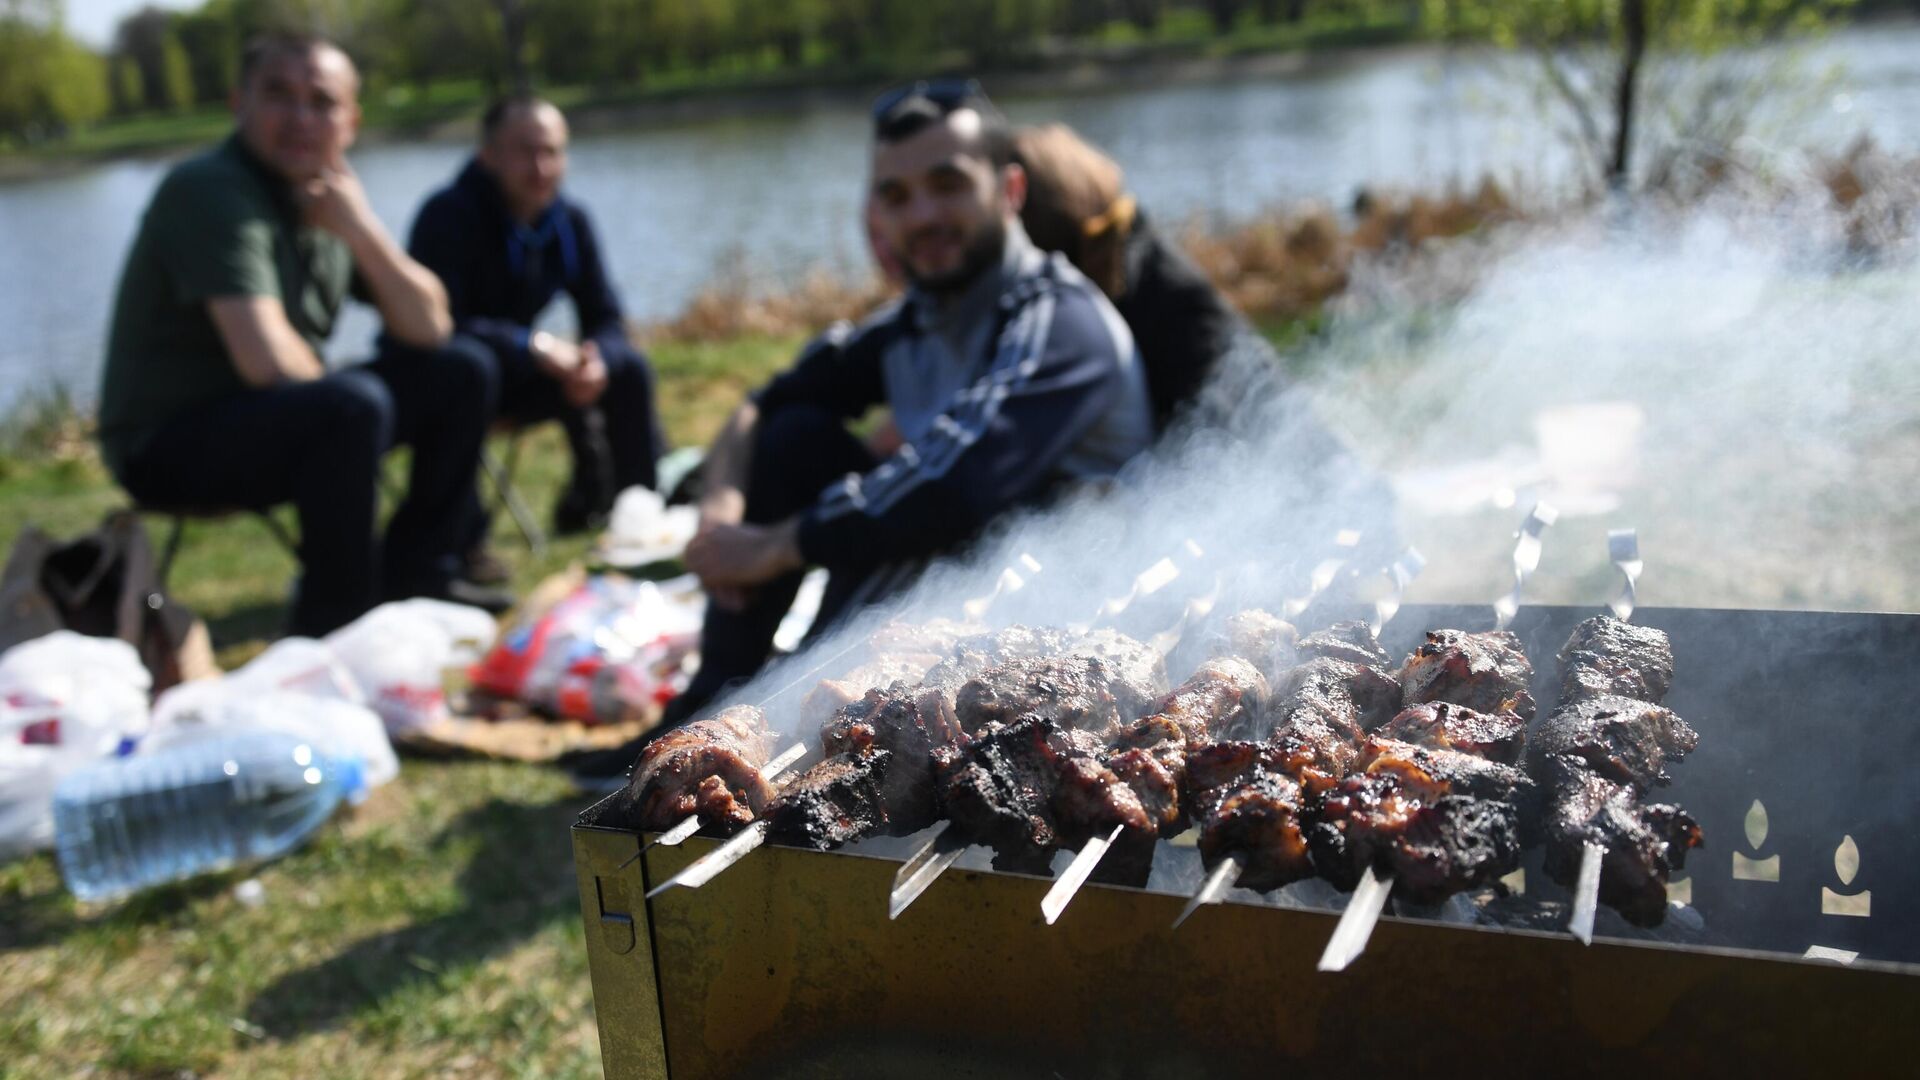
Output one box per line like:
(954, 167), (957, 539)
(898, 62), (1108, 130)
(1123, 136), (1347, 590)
(326, 600), (498, 733)
(0, 632), (152, 860)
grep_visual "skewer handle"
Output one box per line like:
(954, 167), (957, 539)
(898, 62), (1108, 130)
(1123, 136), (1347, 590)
(1607, 528), (1642, 622)
(1318, 866), (1394, 972)
(1494, 502), (1558, 630)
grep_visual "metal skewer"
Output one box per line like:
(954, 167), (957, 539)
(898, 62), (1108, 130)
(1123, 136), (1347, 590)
(1317, 865), (1394, 972)
(1369, 547), (1427, 639)
(1172, 853), (1247, 930)
(1041, 824), (1126, 925)
(1569, 841), (1604, 945)
(1281, 529), (1362, 619)
(1568, 527), (1641, 942)
(1493, 502), (1558, 630)
(645, 819), (772, 899)
(888, 822), (970, 920)
(647, 740), (812, 851)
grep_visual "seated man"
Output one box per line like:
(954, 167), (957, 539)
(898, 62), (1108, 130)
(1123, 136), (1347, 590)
(96, 33), (507, 636)
(407, 95), (665, 539)
(668, 81), (1155, 729)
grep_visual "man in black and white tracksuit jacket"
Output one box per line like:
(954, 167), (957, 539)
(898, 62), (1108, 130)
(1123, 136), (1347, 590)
(669, 82), (1154, 725)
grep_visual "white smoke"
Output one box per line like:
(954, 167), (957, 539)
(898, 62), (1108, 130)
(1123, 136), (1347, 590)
(735, 175), (1920, 736)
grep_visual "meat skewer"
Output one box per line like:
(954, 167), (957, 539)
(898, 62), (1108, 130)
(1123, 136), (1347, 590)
(1175, 621), (1400, 929)
(641, 555), (1044, 865)
(1537, 611), (1702, 940)
(614, 705), (778, 837)
(1315, 625), (1540, 971)
(1492, 501), (1557, 630)
(1039, 655), (1271, 923)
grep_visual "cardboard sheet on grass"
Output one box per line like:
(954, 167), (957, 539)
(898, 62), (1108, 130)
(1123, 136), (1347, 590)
(397, 564), (698, 762)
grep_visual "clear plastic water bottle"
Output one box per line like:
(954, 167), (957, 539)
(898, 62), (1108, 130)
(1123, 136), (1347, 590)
(52, 730), (365, 902)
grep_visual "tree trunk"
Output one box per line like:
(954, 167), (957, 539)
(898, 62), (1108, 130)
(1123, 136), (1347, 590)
(1610, 0), (1647, 188)
(496, 0), (531, 95)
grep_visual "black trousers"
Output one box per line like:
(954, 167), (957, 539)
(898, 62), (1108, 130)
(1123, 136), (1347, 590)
(671, 405), (891, 720)
(117, 336), (495, 636)
(489, 335), (665, 511)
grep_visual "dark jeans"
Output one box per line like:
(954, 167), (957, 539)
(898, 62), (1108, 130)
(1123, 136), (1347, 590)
(671, 405), (890, 720)
(118, 336), (495, 636)
(491, 336), (665, 515)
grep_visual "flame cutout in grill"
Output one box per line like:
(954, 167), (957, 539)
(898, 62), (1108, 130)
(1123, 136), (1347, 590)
(1821, 835), (1871, 918)
(1733, 798), (1780, 883)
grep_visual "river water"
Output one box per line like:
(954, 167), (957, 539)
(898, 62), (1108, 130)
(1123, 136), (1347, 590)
(1, 26), (1916, 412)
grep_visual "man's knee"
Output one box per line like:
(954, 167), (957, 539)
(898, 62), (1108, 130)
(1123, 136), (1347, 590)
(753, 403), (845, 458)
(316, 373), (396, 451)
(418, 334), (500, 414)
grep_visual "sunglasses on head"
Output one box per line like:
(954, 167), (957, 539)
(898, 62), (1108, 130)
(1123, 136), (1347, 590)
(870, 78), (992, 125)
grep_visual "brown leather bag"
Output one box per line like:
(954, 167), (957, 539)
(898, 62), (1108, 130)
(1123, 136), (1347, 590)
(0, 510), (215, 693)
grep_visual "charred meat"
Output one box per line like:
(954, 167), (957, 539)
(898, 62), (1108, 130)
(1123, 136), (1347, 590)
(621, 705), (776, 834)
(1400, 629), (1538, 722)
(763, 749), (895, 851)
(954, 653), (1158, 736)
(1538, 754), (1703, 926)
(819, 681), (967, 834)
(1305, 738), (1531, 903)
(1530, 695), (1698, 791)
(1376, 702), (1528, 766)
(1557, 615), (1675, 706)
(1184, 742), (1316, 892)
(933, 716), (1091, 874)
(1297, 619), (1392, 669)
(802, 652), (943, 729)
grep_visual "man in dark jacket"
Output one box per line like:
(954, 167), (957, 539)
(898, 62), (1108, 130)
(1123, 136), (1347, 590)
(407, 95), (664, 535)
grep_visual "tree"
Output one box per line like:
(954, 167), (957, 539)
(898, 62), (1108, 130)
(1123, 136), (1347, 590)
(1433, 0), (1857, 191)
(0, 0), (109, 142)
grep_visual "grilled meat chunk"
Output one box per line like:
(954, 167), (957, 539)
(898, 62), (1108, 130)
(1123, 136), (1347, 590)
(1262, 656), (1402, 743)
(1307, 741), (1527, 903)
(764, 749), (894, 850)
(954, 653), (1157, 735)
(1531, 695), (1699, 791)
(802, 652), (942, 729)
(1074, 628), (1171, 703)
(1557, 616), (1675, 706)
(1539, 754), (1703, 926)
(865, 617), (985, 659)
(1376, 702), (1528, 765)
(622, 705), (776, 834)
(1184, 741), (1316, 892)
(1110, 657), (1269, 752)
(1210, 609), (1299, 684)
(933, 717), (1084, 874)
(820, 681), (966, 834)
(1297, 619), (1392, 668)
(920, 625), (1077, 700)
(1400, 629), (1538, 721)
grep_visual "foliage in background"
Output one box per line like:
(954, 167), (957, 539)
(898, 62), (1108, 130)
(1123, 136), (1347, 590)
(1428, 0), (1859, 190)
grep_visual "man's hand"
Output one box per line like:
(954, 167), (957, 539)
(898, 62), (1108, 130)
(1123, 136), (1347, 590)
(299, 156), (380, 246)
(565, 340), (609, 408)
(685, 518), (803, 592)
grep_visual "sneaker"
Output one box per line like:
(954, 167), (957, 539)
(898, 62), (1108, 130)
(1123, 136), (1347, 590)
(552, 492), (610, 538)
(435, 577), (516, 615)
(465, 544), (512, 586)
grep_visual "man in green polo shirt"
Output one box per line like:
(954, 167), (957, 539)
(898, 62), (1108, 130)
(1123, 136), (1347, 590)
(98, 32), (508, 635)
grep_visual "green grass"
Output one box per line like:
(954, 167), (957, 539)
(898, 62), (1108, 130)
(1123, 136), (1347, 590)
(0, 333), (795, 1079)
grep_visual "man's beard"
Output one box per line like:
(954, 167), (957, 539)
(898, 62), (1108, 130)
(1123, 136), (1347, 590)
(902, 216), (1007, 296)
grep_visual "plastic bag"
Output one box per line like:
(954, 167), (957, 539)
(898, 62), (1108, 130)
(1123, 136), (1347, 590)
(0, 631), (152, 860)
(596, 486), (698, 569)
(470, 574), (701, 723)
(325, 600), (498, 734)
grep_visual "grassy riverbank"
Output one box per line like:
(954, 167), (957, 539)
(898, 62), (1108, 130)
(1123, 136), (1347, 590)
(0, 334), (801, 1080)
